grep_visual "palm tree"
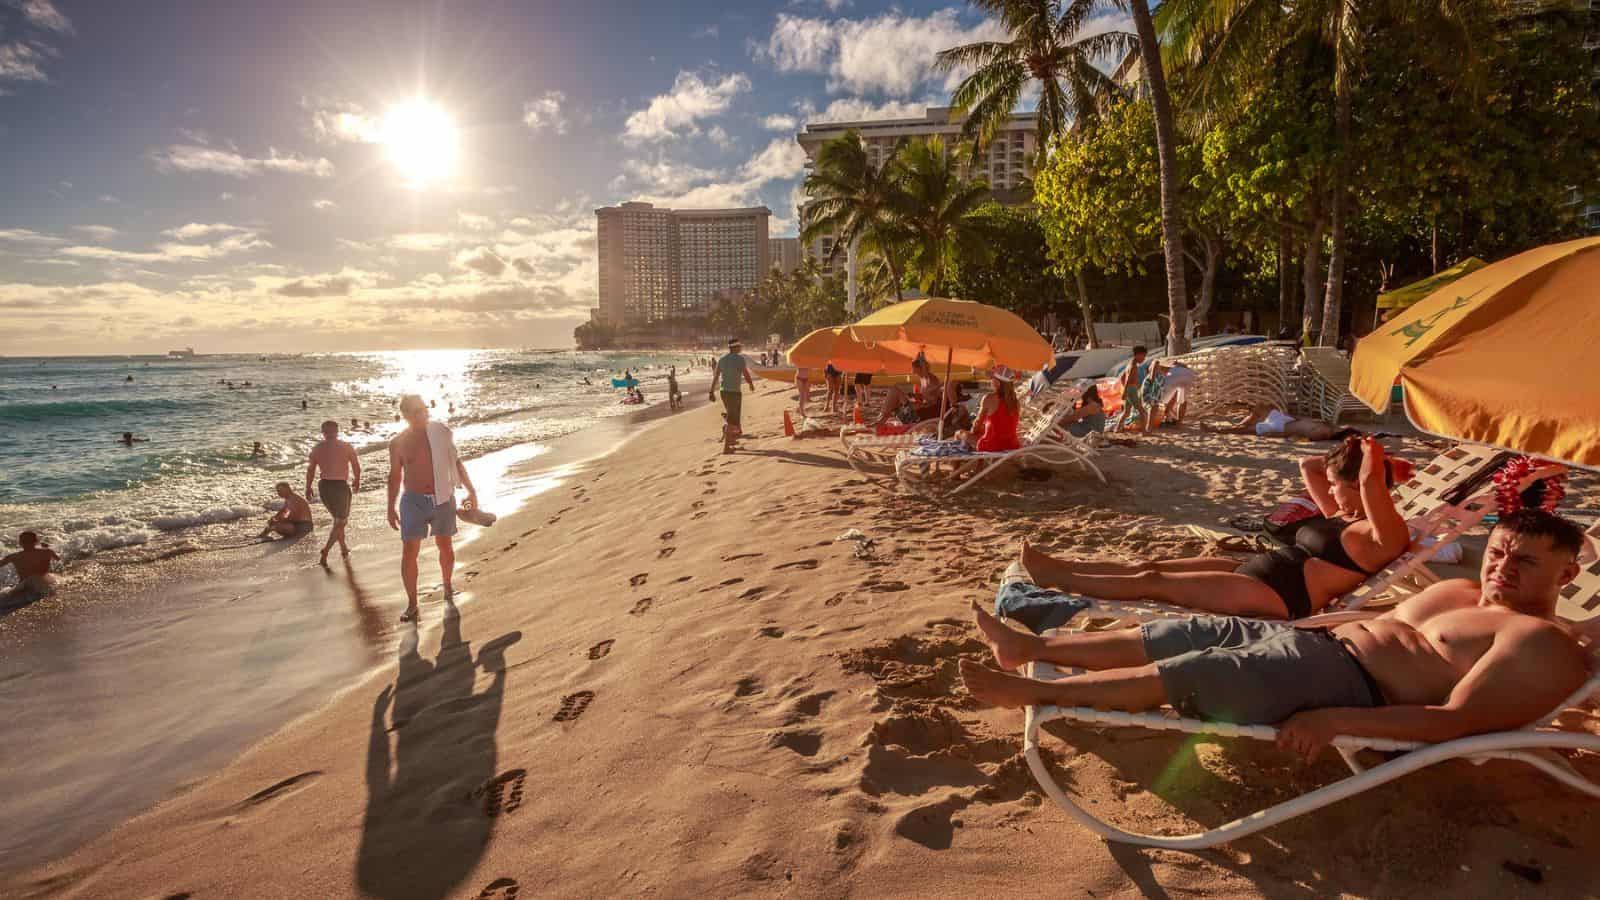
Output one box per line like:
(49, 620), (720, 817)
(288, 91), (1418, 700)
(1158, 0), (1494, 344)
(936, 0), (1135, 151)
(888, 138), (995, 295)
(800, 131), (907, 312)
(1123, 0), (1193, 354)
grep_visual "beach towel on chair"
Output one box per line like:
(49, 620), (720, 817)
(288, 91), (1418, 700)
(996, 580), (1090, 634)
(909, 437), (973, 458)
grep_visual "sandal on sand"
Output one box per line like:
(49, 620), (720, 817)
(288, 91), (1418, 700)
(399, 608), (419, 624)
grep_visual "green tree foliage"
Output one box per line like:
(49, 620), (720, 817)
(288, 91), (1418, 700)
(800, 130), (907, 308)
(947, 203), (1066, 321)
(887, 137), (996, 295)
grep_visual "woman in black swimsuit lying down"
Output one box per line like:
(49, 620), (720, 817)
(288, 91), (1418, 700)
(1018, 437), (1410, 619)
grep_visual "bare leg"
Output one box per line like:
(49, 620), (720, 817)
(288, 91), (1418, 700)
(972, 602), (1150, 671)
(320, 519), (340, 564)
(961, 659), (1168, 711)
(1032, 567), (1291, 618)
(1019, 540), (1239, 585)
(435, 535), (454, 594)
(400, 539), (421, 618)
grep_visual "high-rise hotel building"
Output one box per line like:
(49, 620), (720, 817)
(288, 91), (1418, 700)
(795, 106), (1040, 275)
(594, 202), (770, 327)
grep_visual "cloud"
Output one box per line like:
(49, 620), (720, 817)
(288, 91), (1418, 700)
(457, 212), (494, 231)
(0, 42), (49, 82)
(273, 269), (378, 297)
(0, 227), (65, 245)
(521, 91), (569, 134)
(453, 246), (510, 277)
(801, 97), (929, 124)
(309, 104), (383, 144)
(387, 232), (457, 252)
(614, 158), (720, 194)
(623, 70), (751, 143)
(73, 225), (118, 241)
(313, 199), (335, 210)
(618, 137), (807, 210)
(6, 0), (72, 33)
(58, 227), (268, 262)
(761, 113), (799, 132)
(692, 24), (720, 39)
(99, 194), (119, 204)
(152, 144), (335, 178)
(756, 9), (1005, 97)
(161, 222), (248, 240)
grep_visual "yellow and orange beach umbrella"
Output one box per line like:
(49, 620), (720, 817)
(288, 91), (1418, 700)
(1351, 236), (1600, 469)
(785, 326), (919, 374)
(847, 298), (1054, 372)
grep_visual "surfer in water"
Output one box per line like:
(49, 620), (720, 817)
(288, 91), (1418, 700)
(3, 531), (61, 605)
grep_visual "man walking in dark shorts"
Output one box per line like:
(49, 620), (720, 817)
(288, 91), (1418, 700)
(306, 419), (362, 566)
(710, 338), (755, 453)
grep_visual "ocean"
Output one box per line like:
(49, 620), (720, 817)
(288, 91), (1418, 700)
(0, 349), (695, 576)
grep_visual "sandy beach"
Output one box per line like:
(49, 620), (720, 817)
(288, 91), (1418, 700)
(7, 382), (1599, 899)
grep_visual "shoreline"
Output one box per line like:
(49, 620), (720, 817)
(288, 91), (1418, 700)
(0, 382), (710, 879)
(8, 382), (1599, 899)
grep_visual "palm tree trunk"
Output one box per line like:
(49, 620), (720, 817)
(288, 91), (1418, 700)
(1128, 0), (1190, 356)
(1074, 269), (1097, 349)
(1318, 42), (1353, 347)
(845, 234), (861, 315)
(1277, 219), (1294, 335)
(1301, 213), (1325, 343)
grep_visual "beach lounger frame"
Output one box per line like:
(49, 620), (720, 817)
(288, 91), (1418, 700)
(1297, 346), (1371, 425)
(1015, 520), (1600, 849)
(892, 403), (1104, 495)
(842, 382), (1083, 474)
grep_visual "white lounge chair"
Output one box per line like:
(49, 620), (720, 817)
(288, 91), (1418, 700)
(1298, 346), (1370, 425)
(842, 382), (1082, 473)
(1015, 520), (1600, 849)
(893, 402), (1104, 495)
(1041, 443), (1517, 630)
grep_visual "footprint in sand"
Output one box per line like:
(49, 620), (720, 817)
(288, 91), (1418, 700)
(554, 691), (595, 723)
(702, 488), (717, 496)
(691, 511), (709, 520)
(739, 587), (767, 601)
(866, 580), (910, 593)
(768, 730), (823, 756)
(659, 530), (676, 541)
(476, 877), (521, 899)
(630, 573), (648, 588)
(231, 771), (323, 814)
(672, 575), (693, 584)
(824, 592), (848, 607)
(776, 559), (819, 571)
(162, 893), (193, 899)
(658, 546), (676, 559)
(722, 552), (763, 562)
(588, 639), (614, 659)
(734, 676), (764, 697)
(691, 500), (705, 510)
(758, 626), (784, 638)
(630, 597), (653, 616)
(477, 769), (527, 817)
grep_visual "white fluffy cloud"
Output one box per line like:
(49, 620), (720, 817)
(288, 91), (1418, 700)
(522, 91), (569, 134)
(161, 222), (248, 240)
(457, 212), (494, 231)
(7, 0), (73, 33)
(73, 225), (119, 240)
(761, 113), (799, 132)
(0, 42), (49, 82)
(59, 228), (269, 264)
(272, 268), (379, 297)
(618, 137), (807, 211)
(310, 105), (382, 144)
(623, 71), (751, 143)
(756, 9), (1005, 97)
(0, 227), (65, 245)
(801, 97), (930, 124)
(153, 144), (335, 178)
(312, 199), (335, 210)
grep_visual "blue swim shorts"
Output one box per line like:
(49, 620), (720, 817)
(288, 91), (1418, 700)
(399, 491), (458, 541)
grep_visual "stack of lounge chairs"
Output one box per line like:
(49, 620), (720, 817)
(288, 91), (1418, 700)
(1166, 341), (1300, 420)
(1298, 346), (1372, 425)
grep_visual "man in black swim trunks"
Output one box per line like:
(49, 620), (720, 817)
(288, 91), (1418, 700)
(963, 509), (1590, 760)
(259, 482), (314, 540)
(306, 420), (361, 565)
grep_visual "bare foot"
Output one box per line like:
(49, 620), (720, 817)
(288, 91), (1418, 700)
(399, 606), (419, 624)
(1018, 539), (1050, 584)
(960, 659), (1046, 709)
(970, 601), (1037, 671)
(319, 549), (330, 567)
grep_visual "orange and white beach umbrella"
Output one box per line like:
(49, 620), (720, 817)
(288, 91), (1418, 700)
(1351, 236), (1600, 469)
(846, 298), (1054, 372)
(785, 326), (919, 374)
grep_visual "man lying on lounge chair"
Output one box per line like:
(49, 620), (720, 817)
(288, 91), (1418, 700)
(962, 509), (1589, 761)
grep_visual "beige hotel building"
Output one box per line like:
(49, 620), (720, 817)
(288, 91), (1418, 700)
(594, 202), (771, 327)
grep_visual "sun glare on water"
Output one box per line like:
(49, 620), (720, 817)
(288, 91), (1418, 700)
(381, 99), (458, 187)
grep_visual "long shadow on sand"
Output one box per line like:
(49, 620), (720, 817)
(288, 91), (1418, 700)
(357, 601), (521, 900)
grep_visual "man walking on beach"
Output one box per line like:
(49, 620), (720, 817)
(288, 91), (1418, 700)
(306, 420), (362, 566)
(387, 393), (479, 623)
(710, 338), (754, 453)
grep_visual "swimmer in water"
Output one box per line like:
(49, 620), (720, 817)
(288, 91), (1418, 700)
(119, 432), (146, 446)
(252, 441), (266, 458)
(125, 375), (134, 383)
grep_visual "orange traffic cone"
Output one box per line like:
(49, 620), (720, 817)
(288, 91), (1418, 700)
(852, 402), (863, 425)
(783, 409), (796, 438)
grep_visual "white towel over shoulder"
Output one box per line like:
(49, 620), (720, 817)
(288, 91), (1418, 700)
(425, 420), (460, 506)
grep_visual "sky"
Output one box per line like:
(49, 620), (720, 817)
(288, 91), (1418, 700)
(0, 0), (1126, 355)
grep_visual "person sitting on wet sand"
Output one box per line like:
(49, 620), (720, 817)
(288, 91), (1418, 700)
(1013, 437), (1409, 620)
(962, 510), (1591, 760)
(259, 482), (314, 540)
(3, 531), (62, 603)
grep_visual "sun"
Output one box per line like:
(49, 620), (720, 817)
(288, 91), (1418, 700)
(380, 99), (458, 187)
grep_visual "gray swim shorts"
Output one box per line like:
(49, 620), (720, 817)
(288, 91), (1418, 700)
(1141, 617), (1383, 725)
(398, 491), (458, 541)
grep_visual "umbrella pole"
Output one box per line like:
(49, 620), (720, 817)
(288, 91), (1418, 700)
(938, 347), (953, 440)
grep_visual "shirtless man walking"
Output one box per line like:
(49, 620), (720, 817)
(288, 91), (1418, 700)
(306, 420), (362, 566)
(962, 509), (1591, 760)
(387, 393), (479, 624)
(3, 531), (62, 604)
